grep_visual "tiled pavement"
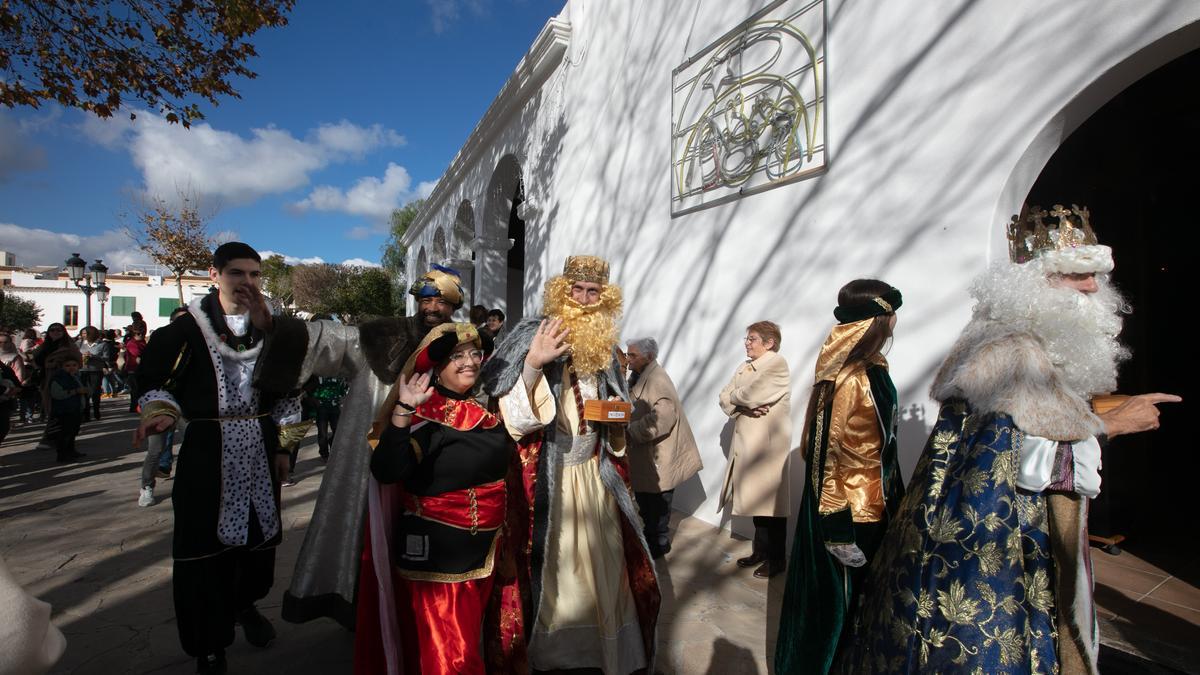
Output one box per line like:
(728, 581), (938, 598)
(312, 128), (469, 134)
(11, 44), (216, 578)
(1, 396), (1196, 674)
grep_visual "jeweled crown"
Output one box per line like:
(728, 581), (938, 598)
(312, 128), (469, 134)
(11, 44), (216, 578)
(563, 255), (609, 284)
(1007, 204), (1099, 264)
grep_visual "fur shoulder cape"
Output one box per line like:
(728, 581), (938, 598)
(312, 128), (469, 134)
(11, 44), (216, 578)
(358, 315), (428, 382)
(930, 318), (1103, 441)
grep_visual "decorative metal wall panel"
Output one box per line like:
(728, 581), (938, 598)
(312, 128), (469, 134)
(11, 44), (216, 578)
(671, 0), (827, 216)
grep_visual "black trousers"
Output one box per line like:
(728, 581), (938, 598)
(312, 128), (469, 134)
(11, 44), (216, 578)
(752, 515), (787, 562)
(80, 371), (103, 419)
(0, 403), (11, 446)
(125, 372), (139, 412)
(174, 545), (276, 656)
(635, 490), (674, 555)
(316, 406), (339, 458)
(46, 412), (81, 459)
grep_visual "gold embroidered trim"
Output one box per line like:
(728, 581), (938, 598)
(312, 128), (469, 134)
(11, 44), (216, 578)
(140, 400), (180, 424)
(278, 420), (314, 449)
(873, 297), (893, 313)
(394, 531), (499, 583)
(191, 412), (271, 422)
(468, 487), (479, 534)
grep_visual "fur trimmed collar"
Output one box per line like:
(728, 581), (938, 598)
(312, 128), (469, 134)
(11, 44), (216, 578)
(358, 315), (430, 382)
(188, 295), (262, 363)
(930, 318), (1103, 441)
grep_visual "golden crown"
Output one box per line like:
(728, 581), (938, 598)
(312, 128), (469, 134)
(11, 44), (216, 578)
(1007, 204), (1099, 264)
(563, 255), (609, 284)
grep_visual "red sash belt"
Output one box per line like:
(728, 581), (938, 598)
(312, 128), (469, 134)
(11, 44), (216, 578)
(403, 480), (506, 534)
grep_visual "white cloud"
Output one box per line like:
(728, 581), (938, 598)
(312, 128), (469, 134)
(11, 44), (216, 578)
(0, 113), (48, 181)
(258, 250), (326, 266)
(340, 257), (381, 268)
(256, 250), (380, 268)
(79, 111), (407, 207)
(312, 120), (405, 157)
(293, 163), (426, 226)
(0, 222), (150, 271)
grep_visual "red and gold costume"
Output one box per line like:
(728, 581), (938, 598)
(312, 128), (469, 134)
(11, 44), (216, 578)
(353, 324), (526, 675)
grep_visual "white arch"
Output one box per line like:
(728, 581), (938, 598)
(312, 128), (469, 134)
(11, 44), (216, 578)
(991, 22), (1200, 261)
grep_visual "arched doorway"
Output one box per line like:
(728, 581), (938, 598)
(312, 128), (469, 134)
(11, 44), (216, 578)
(1022, 49), (1196, 577)
(431, 228), (448, 265)
(481, 155), (526, 326)
(445, 200), (477, 307)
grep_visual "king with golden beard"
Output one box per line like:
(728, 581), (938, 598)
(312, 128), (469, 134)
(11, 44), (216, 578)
(540, 260), (623, 375)
(481, 255), (661, 675)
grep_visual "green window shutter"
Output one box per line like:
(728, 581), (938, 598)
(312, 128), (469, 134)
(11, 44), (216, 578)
(158, 297), (182, 317)
(110, 296), (136, 316)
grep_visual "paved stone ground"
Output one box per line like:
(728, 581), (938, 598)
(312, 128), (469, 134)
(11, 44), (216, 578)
(1, 397), (1196, 674)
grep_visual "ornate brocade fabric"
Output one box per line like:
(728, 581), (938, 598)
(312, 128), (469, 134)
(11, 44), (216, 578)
(836, 400), (1060, 675)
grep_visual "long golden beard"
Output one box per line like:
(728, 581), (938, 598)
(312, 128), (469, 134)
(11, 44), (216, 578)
(542, 275), (622, 375)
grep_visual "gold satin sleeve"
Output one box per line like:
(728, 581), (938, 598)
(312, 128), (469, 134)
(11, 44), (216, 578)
(818, 366), (886, 523)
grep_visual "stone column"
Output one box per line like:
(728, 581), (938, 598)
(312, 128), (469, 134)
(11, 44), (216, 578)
(472, 236), (513, 314)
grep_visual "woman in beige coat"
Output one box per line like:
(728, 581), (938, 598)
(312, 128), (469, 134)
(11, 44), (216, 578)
(719, 320), (793, 578)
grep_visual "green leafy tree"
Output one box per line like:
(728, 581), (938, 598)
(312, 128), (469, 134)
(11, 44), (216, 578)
(131, 193), (214, 304)
(331, 266), (396, 322)
(1, 0), (294, 127)
(381, 198), (424, 306)
(260, 254), (294, 307)
(0, 290), (42, 332)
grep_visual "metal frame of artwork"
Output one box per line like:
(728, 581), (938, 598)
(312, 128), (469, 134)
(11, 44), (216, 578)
(671, 0), (827, 217)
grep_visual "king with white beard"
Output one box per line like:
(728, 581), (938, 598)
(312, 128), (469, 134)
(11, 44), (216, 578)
(836, 205), (1180, 675)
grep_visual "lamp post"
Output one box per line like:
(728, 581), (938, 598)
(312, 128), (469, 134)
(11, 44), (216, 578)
(95, 281), (110, 330)
(65, 254), (109, 329)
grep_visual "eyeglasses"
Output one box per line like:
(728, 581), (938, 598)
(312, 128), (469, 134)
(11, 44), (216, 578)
(743, 335), (762, 344)
(448, 349), (485, 363)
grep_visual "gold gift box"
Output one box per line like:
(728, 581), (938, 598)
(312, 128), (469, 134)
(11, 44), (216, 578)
(1090, 394), (1129, 415)
(583, 399), (633, 423)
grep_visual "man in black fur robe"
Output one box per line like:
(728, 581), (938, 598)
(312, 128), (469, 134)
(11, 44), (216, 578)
(134, 242), (306, 674)
(249, 265), (461, 629)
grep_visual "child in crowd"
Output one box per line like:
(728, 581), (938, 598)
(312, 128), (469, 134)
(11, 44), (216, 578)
(48, 356), (87, 462)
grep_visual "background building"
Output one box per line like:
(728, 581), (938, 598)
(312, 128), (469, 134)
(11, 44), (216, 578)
(1, 261), (211, 334)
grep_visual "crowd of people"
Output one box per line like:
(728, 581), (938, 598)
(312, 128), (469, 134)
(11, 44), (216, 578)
(0, 203), (1182, 675)
(0, 315), (150, 459)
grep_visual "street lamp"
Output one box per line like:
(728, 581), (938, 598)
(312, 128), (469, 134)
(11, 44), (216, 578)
(64, 253), (110, 329)
(95, 281), (111, 331)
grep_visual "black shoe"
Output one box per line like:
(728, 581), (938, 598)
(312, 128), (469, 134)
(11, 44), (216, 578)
(56, 452), (87, 462)
(736, 552), (766, 568)
(195, 650), (227, 674)
(236, 605), (276, 648)
(753, 560), (785, 579)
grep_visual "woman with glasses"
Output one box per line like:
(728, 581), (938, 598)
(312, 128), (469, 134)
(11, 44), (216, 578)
(358, 322), (527, 674)
(719, 320), (794, 579)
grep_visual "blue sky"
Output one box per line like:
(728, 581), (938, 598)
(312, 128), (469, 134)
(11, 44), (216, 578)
(0, 0), (562, 269)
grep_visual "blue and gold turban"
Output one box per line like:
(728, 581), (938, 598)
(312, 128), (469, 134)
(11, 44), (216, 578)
(408, 264), (465, 308)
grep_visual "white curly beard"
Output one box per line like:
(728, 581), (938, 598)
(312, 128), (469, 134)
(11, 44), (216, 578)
(970, 260), (1130, 397)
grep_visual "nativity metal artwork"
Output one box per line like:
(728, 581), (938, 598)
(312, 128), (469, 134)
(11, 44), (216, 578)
(671, 0), (827, 216)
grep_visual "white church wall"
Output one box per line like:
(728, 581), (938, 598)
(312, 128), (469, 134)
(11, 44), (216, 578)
(408, 0), (1200, 533)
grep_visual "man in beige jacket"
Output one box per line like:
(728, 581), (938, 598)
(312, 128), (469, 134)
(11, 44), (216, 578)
(626, 338), (703, 559)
